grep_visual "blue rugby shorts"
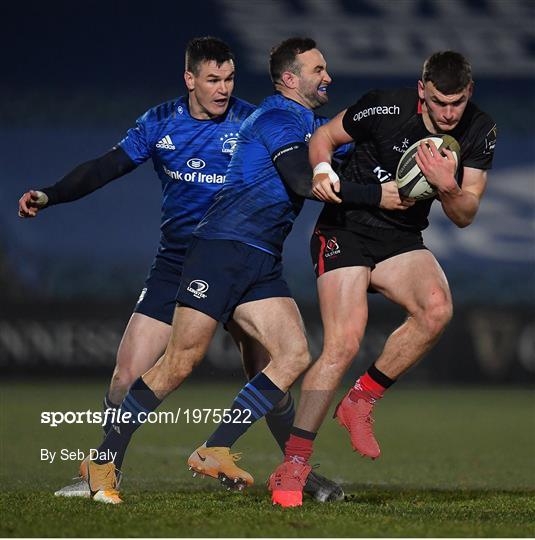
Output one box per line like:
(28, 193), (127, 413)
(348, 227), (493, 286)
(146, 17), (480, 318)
(176, 238), (292, 323)
(134, 253), (184, 325)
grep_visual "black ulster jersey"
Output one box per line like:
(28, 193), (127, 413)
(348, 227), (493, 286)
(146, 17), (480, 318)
(319, 88), (497, 231)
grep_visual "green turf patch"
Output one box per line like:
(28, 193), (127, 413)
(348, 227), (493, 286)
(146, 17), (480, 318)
(1, 381), (534, 537)
(1, 488), (534, 537)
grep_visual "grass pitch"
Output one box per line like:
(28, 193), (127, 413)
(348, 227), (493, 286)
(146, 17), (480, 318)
(1, 380), (534, 537)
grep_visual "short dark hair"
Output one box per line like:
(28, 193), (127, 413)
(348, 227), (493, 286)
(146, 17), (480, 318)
(269, 37), (317, 83)
(185, 36), (235, 75)
(422, 51), (472, 94)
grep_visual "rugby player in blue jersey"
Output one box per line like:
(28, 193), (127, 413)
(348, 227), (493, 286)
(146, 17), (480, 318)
(19, 36), (342, 503)
(70, 37), (407, 505)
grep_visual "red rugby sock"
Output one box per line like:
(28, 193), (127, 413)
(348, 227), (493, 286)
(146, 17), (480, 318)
(350, 372), (386, 402)
(284, 434), (314, 462)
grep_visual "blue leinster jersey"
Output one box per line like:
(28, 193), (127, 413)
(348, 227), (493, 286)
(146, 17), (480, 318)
(195, 94), (345, 258)
(118, 96), (255, 263)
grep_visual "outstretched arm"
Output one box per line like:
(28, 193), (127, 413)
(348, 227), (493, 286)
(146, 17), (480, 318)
(308, 111), (412, 211)
(18, 146), (136, 218)
(273, 143), (382, 207)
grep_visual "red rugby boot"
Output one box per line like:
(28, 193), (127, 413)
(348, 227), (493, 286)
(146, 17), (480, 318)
(269, 457), (312, 508)
(334, 389), (381, 459)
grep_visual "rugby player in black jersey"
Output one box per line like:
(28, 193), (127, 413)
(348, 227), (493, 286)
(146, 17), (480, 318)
(269, 51), (497, 503)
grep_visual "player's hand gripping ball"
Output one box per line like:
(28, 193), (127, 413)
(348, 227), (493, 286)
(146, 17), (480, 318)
(395, 135), (460, 200)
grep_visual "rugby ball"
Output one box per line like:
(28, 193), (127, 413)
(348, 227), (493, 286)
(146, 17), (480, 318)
(395, 135), (460, 200)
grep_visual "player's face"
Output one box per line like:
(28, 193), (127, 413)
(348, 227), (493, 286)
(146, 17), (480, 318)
(295, 49), (331, 109)
(185, 60), (235, 120)
(418, 80), (473, 133)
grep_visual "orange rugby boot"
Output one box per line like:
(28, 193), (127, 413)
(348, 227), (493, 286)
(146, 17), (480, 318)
(187, 445), (254, 490)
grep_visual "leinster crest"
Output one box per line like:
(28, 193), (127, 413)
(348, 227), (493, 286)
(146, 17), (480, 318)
(220, 133), (238, 155)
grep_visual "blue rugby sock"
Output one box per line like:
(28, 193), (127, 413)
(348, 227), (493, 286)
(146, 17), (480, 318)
(102, 393), (119, 437)
(94, 377), (161, 470)
(206, 372), (285, 448)
(265, 392), (295, 453)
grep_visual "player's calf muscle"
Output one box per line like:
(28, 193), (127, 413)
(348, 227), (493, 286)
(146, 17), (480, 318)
(143, 351), (200, 397)
(163, 350), (202, 379)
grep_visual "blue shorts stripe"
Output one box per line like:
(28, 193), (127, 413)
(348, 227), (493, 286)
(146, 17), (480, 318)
(244, 383), (272, 410)
(235, 397), (260, 419)
(244, 242), (277, 256)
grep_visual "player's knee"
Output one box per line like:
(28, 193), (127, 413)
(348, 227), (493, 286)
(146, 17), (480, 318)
(323, 329), (362, 367)
(295, 347), (312, 375)
(276, 338), (311, 378)
(169, 358), (196, 382)
(110, 362), (138, 394)
(421, 290), (453, 337)
(290, 340), (312, 376)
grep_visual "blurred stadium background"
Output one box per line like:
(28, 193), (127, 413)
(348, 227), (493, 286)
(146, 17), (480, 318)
(2, 0), (534, 385)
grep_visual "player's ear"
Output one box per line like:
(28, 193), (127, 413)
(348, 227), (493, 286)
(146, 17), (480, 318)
(467, 81), (474, 99)
(281, 71), (297, 89)
(184, 71), (195, 91)
(417, 80), (425, 100)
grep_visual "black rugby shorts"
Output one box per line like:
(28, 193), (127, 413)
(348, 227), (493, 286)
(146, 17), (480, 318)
(310, 223), (427, 278)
